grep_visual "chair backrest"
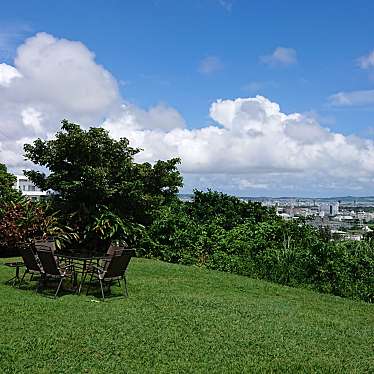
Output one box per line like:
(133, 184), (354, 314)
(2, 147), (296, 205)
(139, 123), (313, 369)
(106, 244), (132, 257)
(19, 245), (42, 273)
(110, 240), (129, 248)
(34, 238), (56, 254)
(37, 249), (61, 276)
(104, 252), (133, 279)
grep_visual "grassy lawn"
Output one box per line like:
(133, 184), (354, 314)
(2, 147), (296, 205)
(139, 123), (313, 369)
(0, 257), (373, 373)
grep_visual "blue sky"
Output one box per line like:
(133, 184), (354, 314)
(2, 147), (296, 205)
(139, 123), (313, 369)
(1, 1), (374, 196)
(2, 0), (374, 132)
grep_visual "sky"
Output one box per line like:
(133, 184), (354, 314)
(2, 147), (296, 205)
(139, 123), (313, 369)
(1, 0), (374, 197)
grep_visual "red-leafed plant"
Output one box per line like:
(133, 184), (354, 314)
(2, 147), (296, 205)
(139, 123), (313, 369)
(0, 198), (78, 253)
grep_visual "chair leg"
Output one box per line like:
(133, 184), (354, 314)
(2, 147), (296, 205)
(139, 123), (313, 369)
(79, 271), (88, 295)
(86, 272), (94, 296)
(18, 270), (28, 288)
(122, 276), (128, 297)
(55, 277), (64, 298)
(99, 278), (105, 301)
(71, 270), (78, 291)
(36, 274), (45, 293)
(30, 273), (34, 281)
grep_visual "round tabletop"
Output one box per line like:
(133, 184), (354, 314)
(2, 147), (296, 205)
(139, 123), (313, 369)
(4, 262), (24, 267)
(57, 253), (109, 260)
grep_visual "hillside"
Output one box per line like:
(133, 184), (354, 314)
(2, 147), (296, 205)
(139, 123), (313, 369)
(0, 257), (373, 373)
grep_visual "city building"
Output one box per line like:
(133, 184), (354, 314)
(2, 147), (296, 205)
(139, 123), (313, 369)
(13, 175), (48, 201)
(319, 202), (339, 216)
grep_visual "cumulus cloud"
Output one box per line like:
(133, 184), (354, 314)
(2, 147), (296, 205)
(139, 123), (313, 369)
(261, 47), (297, 67)
(0, 32), (121, 167)
(328, 90), (374, 107)
(104, 102), (186, 139)
(0, 63), (22, 86)
(103, 95), (374, 195)
(198, 56), (224, 75)
(3, 32), (374, 195)
(13, 32), (120, 114)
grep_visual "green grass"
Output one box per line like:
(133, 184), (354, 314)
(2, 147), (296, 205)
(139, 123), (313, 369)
(0, 257), (373, 373)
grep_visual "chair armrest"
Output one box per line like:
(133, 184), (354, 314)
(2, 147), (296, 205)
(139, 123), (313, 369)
(60, 264), (75, 271)
(91, 264), (104, 272)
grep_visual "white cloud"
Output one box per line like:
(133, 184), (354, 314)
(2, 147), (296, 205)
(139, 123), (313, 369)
(261, 47), (297, 67)
(131, 103), (186, 130)
(104, 95), (374, 195)
(328, 90), (374, 107)
(0, 32), (121, 168)
(357, 50), (374, 69)
(21, 107), (43, 133)
(104, 103), (186, 139)
(3, 32), (374, 195)
(198, 56), (223, 75)
(0, 63), (22, 86)
(13, 32), (120, 114)
(238, 179), (269, 190)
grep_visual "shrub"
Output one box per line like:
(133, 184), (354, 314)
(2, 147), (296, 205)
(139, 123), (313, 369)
(0, 198), (78, 254)
(142, 194), (373, 303)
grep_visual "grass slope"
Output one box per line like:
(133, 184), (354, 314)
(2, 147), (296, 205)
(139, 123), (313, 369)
(0, 257), (373, 373)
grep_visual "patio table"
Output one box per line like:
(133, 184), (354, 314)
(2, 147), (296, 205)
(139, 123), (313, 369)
(57, 253), (109, 294)
(4, 262), (25, 286)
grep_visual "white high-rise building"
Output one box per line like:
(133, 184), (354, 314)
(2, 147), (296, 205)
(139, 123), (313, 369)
(319, 202), (339, 216)
(13, 175), (48, 201)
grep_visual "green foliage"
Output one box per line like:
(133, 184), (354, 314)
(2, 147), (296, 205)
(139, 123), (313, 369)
(305, 240), (374, 302)
(0, 163), (19, 203)
(23, 120), (183, 250)
(142, 190), (373, 303)
(17, 121), (374, 302)
(0, 198), (78, 252)
(189, 189), (277, 228)
(140, 202), (204, 264)
(84, 205), (144, 248)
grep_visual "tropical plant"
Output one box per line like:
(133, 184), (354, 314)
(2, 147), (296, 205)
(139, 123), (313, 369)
(83, 205), (144, 249)
(0, 198), (78, 252)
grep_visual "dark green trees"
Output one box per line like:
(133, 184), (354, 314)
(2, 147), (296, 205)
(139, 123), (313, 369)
(0, 163), (18, 202)
(24, 120), (183, 248)
(189, 189), (277, 228)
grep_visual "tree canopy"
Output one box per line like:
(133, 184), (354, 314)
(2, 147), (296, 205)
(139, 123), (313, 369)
(23, 120), (183, 248)
(189, 189), (277, 229)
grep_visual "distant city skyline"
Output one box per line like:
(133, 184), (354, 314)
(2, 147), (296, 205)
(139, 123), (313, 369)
(2, 1), (374, 196)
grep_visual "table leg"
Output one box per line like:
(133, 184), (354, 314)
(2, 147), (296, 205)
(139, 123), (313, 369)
(15, 265), (20, 282)
(5, 264), (22, 286)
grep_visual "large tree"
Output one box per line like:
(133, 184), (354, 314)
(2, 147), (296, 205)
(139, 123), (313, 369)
(0, 163), (18, 202)
(24, 120), (183, 247)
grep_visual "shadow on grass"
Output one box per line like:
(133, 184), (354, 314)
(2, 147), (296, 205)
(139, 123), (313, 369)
(85, 280), (128, 302)
(8, 278), (128, 302)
